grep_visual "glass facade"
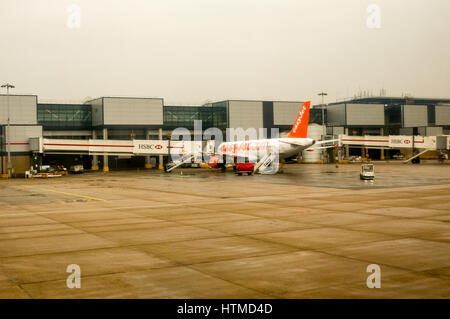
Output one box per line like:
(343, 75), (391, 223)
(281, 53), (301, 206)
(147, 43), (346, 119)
(309, 108), (324, 124)
(163, 105), (228, 130)
(36, 101), (328, 131)
(37, 103), (228, 131)
(37, 104), (92, 130)
(0, 126), (5, 154)
(385, 105), (402, 127)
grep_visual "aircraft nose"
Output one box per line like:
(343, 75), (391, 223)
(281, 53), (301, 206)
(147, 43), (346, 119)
(312, 139), (316, 145)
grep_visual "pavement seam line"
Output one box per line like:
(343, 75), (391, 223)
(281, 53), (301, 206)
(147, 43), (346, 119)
(22, 185), (106, 202)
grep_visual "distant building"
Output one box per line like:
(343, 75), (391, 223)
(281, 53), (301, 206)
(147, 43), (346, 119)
(320, 96), (450, 136)
(316, 96), (450, 158)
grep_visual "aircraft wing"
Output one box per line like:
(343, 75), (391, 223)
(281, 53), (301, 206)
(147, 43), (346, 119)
(307, 146), (335, 150)
(305, 139), (339, 151)
(314, 139), (338, 145)
(280, 140), (310, 147)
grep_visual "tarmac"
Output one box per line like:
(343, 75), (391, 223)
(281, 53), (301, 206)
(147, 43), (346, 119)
(0, 162), (449, 298)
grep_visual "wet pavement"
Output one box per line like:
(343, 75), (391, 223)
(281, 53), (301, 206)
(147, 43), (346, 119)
(156, 162), (450, 189)
(0, 162), (449, 298)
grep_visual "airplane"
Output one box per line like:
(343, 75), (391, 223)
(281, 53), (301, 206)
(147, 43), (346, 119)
(165, 101), (336, 174)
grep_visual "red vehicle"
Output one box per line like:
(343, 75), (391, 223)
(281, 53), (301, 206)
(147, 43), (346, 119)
(235, 162), (254, 176)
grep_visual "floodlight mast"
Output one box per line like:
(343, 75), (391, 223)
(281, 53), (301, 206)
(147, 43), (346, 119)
(1, 83), (15, 178)
(318, 92), (328, 162)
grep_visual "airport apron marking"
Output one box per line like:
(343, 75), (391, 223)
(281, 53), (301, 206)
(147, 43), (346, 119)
(23, 186), (107, 202)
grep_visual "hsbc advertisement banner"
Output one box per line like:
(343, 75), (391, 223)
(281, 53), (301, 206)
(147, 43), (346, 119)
(133, 140), (169, 154)
(389, 136), (413, 148)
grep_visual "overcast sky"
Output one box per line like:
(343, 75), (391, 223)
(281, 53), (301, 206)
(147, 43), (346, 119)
(0, 0), (449, 105)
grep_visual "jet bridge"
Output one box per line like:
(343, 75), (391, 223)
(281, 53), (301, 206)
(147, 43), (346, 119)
(338, 134), (450, 162)
(29, 137), (201, 156)
(338, 135), (439, 150)
(28, 135), (450, 162)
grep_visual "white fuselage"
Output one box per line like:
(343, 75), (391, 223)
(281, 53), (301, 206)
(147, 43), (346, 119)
(216, 138), (316, 160)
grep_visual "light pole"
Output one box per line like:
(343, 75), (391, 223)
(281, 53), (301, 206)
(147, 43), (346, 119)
(1, 83), (15, 178)
(318, 92), (328, 162)
(318, 92), (328, 137)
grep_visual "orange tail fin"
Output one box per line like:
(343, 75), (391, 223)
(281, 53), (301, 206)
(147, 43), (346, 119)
(287, 101), (311, 138)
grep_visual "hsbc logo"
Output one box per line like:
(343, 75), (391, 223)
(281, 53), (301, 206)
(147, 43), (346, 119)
(391, 139), (411, 145)
(138, 144), (163, 150)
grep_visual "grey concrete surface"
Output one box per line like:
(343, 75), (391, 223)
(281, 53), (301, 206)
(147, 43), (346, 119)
(0, 162), (449, 298)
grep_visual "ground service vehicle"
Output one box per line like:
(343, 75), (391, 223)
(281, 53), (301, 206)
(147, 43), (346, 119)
(235, 163), (255, 176)
(360, 163), (375, 180)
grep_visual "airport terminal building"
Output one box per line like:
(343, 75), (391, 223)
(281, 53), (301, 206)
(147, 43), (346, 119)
(1, 94), (450, 175)
(323, 96), (450, 158)
(325, 97), (450, 136)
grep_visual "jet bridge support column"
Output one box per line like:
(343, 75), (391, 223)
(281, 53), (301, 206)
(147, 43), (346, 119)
(380, 128), (385, 160)
(92, 130), (99, 170)
(344, 128), (349, 159)
(103, 128), (109, 172)
(158, 128), (164, 170)
(145, 129), (152, 169)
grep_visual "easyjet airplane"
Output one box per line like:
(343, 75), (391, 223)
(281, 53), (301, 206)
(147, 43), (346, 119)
(166, 101), (335, 173)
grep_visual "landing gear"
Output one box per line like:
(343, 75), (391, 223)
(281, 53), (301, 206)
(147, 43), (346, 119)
(220, 155), (227, 172)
